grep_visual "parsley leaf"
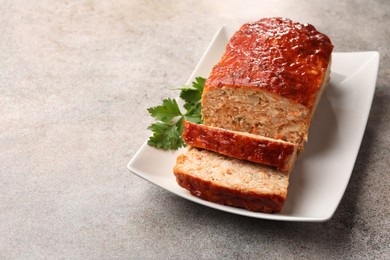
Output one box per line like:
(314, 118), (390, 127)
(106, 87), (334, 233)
(147, 122), (184, 150)
(147, 98), (182, 122)
(184, 102), (202, 124)
(146, 77), (205, 150)
(179, 77), (205, 110)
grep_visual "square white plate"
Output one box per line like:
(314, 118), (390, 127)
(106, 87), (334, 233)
(128, 26), (379, 222)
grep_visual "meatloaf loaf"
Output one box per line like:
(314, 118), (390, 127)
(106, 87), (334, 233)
(182, 120), (297, 173)
(174, 18), (333, 213)
(174, 147), (288, 213)
(201, 17), (334, 150)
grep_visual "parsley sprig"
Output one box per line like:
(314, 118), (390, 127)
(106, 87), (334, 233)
(147, 77), (205, 150)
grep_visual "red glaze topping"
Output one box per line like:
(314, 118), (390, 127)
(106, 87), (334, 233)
(206, 17), (333, 109)
(182, 121), (296, 172)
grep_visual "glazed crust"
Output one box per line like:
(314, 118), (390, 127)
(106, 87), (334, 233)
(182, 121), (297, 172)
(174, 163), (285, 213)
(205, 17), (333, 110)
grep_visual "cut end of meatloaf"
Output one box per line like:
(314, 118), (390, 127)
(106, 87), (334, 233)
(202, 86), (311, 148)
(202, 17), (333, 150)
(173, 147), (289, 213)
(182, 120), (298, 173)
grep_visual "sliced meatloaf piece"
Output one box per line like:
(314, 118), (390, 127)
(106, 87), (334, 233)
(202, 17), (333, 150)
(174, 147), (289, 213)
(182, 120), (297, 173)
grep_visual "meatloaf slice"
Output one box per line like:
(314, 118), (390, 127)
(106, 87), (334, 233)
(174, 147), (289, 213)
(182, 120), (297, 173)
(202, 17), (333, 150)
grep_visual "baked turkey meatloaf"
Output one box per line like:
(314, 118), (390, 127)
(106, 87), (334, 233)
(174, 147), (288, 213)
(201, 17), (333, 150)
(182, 120), (298, 173)
(174, 18), (333, 213)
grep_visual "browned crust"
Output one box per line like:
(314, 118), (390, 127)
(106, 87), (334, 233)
(205, 17), (333, 110)
(174, 161), (285, 213)
(182, 121), (297, 172)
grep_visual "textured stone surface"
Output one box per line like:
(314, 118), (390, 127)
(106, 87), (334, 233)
(0, 0), (389, 259)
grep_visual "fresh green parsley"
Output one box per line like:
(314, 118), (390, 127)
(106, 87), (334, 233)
(147, 77), (205, 150)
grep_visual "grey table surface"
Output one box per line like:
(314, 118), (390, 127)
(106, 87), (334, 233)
(1, 0), (389, 259)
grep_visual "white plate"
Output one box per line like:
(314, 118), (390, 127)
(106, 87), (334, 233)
(127, 26), (380, 222)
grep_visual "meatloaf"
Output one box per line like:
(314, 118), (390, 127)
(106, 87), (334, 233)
(174, 147), (288, 213)
(174, 18), (333, 214)
(201, 17), (333, 150)
(182, 120), (297, 173)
